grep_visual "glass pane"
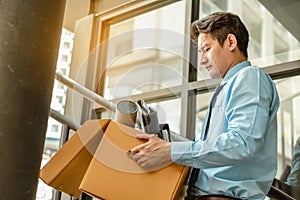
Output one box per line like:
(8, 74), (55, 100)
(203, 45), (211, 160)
(104, 1), (186, 99)
(148, 98), (182, 135)
(195, 92), (213, 139)
(197, 0), (300, 80)
(276, 75), (300, 180)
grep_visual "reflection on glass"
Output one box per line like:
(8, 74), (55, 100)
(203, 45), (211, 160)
(148, 98), (182, 135)
(287, 138), (300, 186)
(195, 92), (213, 139)
(105, 1), (186, 99)
(104, 49), (185, 99)
(276, 76), (300, 176)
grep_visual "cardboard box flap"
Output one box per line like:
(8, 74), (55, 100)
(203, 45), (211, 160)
(39, 119), (110, 197)
(79, 121), (189, 200)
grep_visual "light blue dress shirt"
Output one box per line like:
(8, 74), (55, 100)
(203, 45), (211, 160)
(171, 61), (280, 199)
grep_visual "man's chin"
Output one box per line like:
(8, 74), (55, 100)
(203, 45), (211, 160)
(209, 72), (221, 79)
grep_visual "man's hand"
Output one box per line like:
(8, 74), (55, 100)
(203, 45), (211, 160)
(129, 133), (172, 171)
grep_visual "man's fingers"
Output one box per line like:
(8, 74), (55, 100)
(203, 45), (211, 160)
(136, 133), (151, 140)
(126, 150), (136, 159)
(131, 133), (160, 153)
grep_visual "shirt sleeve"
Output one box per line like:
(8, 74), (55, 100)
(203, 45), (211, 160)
(171, 67), (276, 168)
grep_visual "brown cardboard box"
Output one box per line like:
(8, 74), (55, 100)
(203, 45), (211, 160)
(40, 119), (189, 199)
(79, 121), (189, 200)
(39, 119), (110, 197)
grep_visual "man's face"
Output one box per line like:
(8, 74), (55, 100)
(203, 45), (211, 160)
(198, 33), (231, 79)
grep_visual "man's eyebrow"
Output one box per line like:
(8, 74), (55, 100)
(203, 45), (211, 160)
(198, 43), (209, 52)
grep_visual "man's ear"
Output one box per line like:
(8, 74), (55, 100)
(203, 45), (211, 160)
(226, 34), (238, 51)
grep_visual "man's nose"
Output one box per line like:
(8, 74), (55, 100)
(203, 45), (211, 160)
(199, 53), (207, 65)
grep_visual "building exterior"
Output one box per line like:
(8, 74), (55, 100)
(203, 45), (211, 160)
(43, 28), (74, 155)
(36, 29), (74, 200)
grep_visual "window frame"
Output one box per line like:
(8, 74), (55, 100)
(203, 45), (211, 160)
(92, 0), (300, 141)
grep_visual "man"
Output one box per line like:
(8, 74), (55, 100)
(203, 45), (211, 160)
(130, 12), (280, 200)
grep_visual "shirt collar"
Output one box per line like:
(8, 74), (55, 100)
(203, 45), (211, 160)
(221, 61), (251, 85)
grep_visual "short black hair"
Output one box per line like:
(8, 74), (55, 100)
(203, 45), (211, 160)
(191, 12), (249, 58)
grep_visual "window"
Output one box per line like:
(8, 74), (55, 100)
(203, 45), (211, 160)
(276, 76), (300, 172)
(59, 68), (67, 75)
(102, 1), (187, 133)
(51, 124), (59, 132)
(56, 96), (63, 104)
(61, 55), (68, 62)
(104, 1), (186, 98)
(57, 83), (65, 89)
(63, 42), (70, 49)
(95, 1), (300, 198)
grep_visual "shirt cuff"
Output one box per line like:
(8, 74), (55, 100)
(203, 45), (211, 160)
(171, 141), (194, 166)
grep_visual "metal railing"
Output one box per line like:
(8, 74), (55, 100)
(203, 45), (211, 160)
(49, 108), (81, 131)
(55, 72), (116, 112)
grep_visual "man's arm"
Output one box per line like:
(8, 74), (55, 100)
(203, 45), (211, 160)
(170, 131), (191, 142)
